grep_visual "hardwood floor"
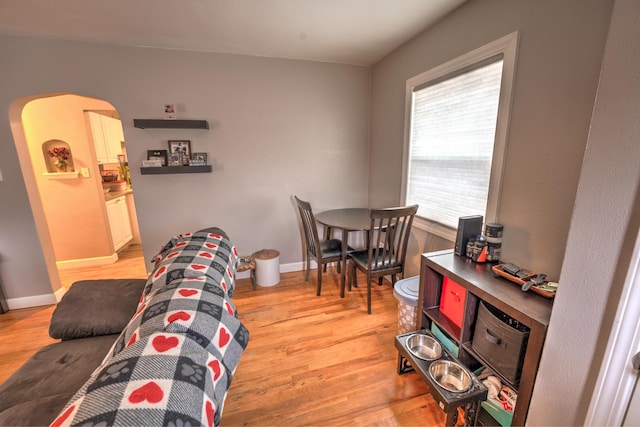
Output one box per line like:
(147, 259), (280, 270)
(0, 249), (446, 426)
(222, 270), (446, 426)
(57, 244), (149, 289)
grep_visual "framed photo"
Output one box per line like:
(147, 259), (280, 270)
(168, 140), (191, 165)
(147, 149), (168, 166)
(164, 103), (175, 119)
(168, 152), (182, 166)
(190, 152), (207, 166)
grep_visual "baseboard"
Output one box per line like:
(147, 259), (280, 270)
(281, 261), (308, 273)
(54, 286), (67, 302)
(56, 253), (118, 270)
(235, 261), (308, 280)
(6, 292), (57, 310)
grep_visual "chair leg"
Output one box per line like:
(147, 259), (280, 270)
(367, 272), (372, 314)
(323, 226), (333, 272)
(378, 277), (383, 286)
(336, 260), (341, 274)
(352, 265), (358, 288)
(316, 264), (322, 296)
(391, 274), (397, 284)
(305, 255), (310, 282)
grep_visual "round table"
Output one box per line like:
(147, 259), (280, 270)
(315, 208), (371, 297)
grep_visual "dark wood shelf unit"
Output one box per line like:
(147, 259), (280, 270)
(140, 165), (212, 175)
(425, 306), (462, 339)
(417, 250), (553, 427)
(133, 119), (209, 129)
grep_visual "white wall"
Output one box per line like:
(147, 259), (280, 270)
(369, 0), (614, 279)
(0, 37), (370, 302)
(530, 1), (640, 424)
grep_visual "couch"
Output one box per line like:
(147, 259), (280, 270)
(0, 228), (249, 426)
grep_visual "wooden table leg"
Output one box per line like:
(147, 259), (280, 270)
(340, 229), (348, 298)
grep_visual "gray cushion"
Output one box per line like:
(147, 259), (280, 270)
(49, 278), (146, 340)
(0, 334), (119, 425)
(0, 393), (75, 427)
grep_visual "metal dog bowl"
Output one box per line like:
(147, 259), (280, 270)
(428, 360), (472, 393)
(406, 334), (442, 361)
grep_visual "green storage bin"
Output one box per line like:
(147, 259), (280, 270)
(430, 323), (459, 357)
(481, 399), (514, 427)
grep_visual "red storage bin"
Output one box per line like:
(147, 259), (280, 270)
(439, 277), (467, 327)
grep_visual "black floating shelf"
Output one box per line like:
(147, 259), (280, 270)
(140, 165), (212, 175)
(133, 119), (209, 129)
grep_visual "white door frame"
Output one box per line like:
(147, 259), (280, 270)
(585, 227), (640, 425)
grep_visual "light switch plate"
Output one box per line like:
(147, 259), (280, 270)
(81, 167), (90, 178)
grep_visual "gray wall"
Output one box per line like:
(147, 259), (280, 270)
(0, 36), (369, 302)
(369, 0), (614, 279)
(0, 1), (632, 424)
(530, 1), (640, 424)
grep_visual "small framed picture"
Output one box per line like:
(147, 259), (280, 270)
(147, 149), (168, 166)
(190, 152), (207, 166)
(168, 140), (191, 165)
(168, 152), (182, 166)
(164, 103), (175, 119)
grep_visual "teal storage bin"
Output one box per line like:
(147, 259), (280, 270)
(430, 323), (459, 357)
(481, 399), (514, 427)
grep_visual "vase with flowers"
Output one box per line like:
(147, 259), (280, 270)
(48, 147), (71, 172)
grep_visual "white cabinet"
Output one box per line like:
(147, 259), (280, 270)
(106, 196), (132, 251)
(88, 112), (124, 164)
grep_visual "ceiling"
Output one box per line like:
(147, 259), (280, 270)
(0, 0), (466, 66)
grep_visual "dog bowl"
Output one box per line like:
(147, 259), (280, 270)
(406, 334), (442, 361)
(428, 360), (472, 393)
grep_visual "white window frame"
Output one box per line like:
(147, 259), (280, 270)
(401, 31), (519, 242)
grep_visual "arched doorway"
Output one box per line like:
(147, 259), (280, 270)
(9, 92), (146, 298)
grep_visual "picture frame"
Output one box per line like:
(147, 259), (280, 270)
(164, 103), (175, 119)
(190, 152), (207, 166)
(147, 149), (168, 166)
(168, 140), (191, 165)
(168, 152), (182, 166)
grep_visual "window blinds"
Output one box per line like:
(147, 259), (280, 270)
(406, 56), (504, 229)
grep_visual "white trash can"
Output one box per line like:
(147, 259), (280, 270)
(253, 249), (280, 287)
(393, 276), (420, 334)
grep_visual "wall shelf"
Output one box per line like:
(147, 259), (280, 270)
(43, 172), (80, 180)
(140, 165), (212, 175)
(133, 119), (209, 129)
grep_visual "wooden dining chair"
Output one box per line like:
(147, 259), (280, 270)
(294, 196), (345, 296)
(347, 204), (418, 314)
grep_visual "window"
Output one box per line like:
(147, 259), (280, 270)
(401, 32), (519, 241)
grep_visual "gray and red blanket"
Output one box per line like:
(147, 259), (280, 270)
(51, 230), (249, 427)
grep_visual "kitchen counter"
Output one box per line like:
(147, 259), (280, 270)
(103, 188), (133, 202)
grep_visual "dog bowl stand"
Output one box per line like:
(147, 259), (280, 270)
(395, 331), (487, 426)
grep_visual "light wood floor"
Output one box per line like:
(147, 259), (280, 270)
(0, 247), (446, 426)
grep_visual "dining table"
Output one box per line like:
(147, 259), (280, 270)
(315, 207), (371, 297)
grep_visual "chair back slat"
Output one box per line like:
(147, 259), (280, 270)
(295, 196), (320, 258)
(367, 205), (418, 273)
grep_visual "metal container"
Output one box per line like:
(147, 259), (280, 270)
(406, 333), (442, 361)
(429, 360), (472, 393)
(484, 223), (504, 239)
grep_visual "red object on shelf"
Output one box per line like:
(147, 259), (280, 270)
(439, 277), (467, 327)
